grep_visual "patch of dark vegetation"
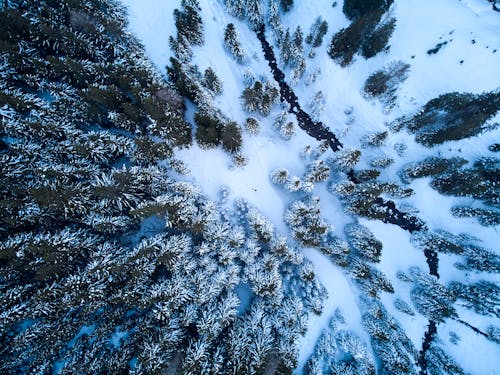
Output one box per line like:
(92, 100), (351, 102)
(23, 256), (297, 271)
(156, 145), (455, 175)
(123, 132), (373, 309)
(488, 143), (500, 152)
(194, 112), (243, 153)
(399, 157), (468, 184)
(431, 157), (499, 207)
(241, 80), (280, 116)
(363, 61), (410, 109)
(391, 91), (500, 146)
(342, 0), (394, 21)
(328, 1), (395, 66)
(427, 41), (448, 55)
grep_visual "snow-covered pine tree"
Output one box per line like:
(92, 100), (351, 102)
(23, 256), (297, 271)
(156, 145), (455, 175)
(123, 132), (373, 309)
(224, 0), (246, 19)
(306, 17), (329, 48)
(309, 90), (326, 120)
(271, 168), (290, 186)
(409, 267), (457, 322)
(449, 280), (499, 317)
(224, 23), (245, 63)
(330, 148), (361, 171)
(246, 0), (264, 29)
(345, 223), (382, 263)
(245, 117), (260, 135)
(174, 0), (204, 45)
(203, 67), (223, 95)
(285, 196), (330, 247)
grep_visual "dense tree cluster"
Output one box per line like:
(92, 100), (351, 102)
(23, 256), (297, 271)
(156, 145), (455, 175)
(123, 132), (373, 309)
(411, 230), (500, 273)
(424, 342), (465, 375)
(328, 5), (396, 66)
(399, 157), (468, 184)
(225, 0), (263, 29)
(194, 111), (243, 152)
(0, 0), (192, 241)
(331, 177), (414, 221)
(343, 0), (394, 21)
(449, 280), (499, 318)
(391, 90), (500, 146)
(0, 1), (328, 373)
(173, 0), (204, 46)
(362, 300), (418, 375)
(305, 313), (375, 375)
(241, 80), (280, 116)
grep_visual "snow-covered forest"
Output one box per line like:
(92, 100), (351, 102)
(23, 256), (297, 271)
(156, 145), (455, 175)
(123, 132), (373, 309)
(0, 0), (499, 374)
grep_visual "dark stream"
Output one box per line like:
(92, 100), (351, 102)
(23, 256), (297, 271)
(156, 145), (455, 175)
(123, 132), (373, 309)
(256, 27), (342, 151)
(256, 25), (441, 375)
(256, 26), (429, 237)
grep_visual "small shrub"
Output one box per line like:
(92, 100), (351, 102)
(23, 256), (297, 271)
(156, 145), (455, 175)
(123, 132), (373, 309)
(369, 157), (394, 168)
(280, 0), (293, 12)
(361, 130), (388, 147)
(245, 117), (260, 135)
(394, 298), (415, 316)
(427, 41), (448, 55)
(232, 152), (248, 167)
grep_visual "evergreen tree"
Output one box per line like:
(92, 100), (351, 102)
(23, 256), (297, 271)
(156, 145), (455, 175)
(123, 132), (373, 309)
(425, 343), (465, 375)
(280, 0), (294, 12)
(328, 9), (395, 66)
(224, 0), (246, 19)
(331, 148), (361, 171)
(174, 0), (204, 45)
(224, 23), (245, 63)
(194, 111), (223, 148)
(309, 90), (326, 120)
(203, 67), (223, 95)
(449, 280), (499, 317)
(285, 196), (330, 247)
(221, 121), (243, 153)
(306, 17), (329, 48)
(268, 0), (281, 31)
(245, 117), (260, 135)
(241, 80), (280, 116)
(345, 223), (382, 263)
(246, 0), (264, 29)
